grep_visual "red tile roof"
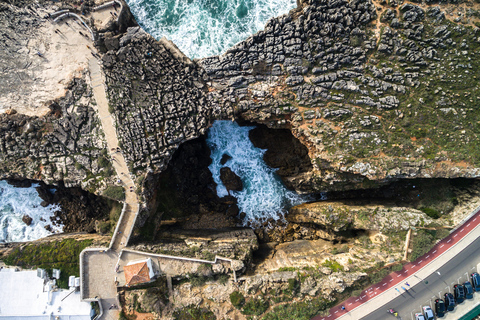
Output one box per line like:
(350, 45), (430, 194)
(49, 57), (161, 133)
(124, 261), (151, 286)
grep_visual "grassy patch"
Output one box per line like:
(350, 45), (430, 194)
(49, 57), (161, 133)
(262, 297), (334, 320)
(102, 186), (125, 201)
(230, 291), (245, 309)
(3, 239), (93, 288)
(242, 297), (269, 316)
(173, 305), (216, 320)
(410, 228), (451, 261)
(322, 259), (344, 272)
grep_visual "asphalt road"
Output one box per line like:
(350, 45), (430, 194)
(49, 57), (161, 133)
(362, 234), (480, 320)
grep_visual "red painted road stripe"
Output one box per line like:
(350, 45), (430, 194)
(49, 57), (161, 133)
(313, 210), (480, 320)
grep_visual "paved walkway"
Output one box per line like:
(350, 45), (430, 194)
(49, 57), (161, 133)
(313, 207), (480, 320)
(86, 58), (141, 319)
(89, 58), (139, 251)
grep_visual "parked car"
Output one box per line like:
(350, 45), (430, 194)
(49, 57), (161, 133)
(415, 313), (426, 320)
(423, 306), (436, 320)
(464, 281), (474, 299)
(444, 292), (456, 311)
(435, 298), (446, 317)
(454, 284), (466, 303)
(471, 272), (480, 291)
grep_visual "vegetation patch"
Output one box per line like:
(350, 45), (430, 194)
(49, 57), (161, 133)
(173, 305), (216, 320)
(3, 239), (93, 288)
(322, 259), (344, 272)
(242, 297), (269, 316)
(410, 228), (450, 261)
(262, 297), (334, 320)
(102, 186), (125, 201)
(230, 291), (245, 309)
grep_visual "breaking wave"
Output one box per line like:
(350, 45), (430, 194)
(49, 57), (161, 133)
(125, 0), (296, 58)
(206, 120), (306, 226)
(0, 180), (63, 243)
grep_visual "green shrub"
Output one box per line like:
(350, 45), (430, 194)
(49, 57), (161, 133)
(352, 289), (363, 297)
(262, 298), (333, 320)
(173, 305), (215, 320)
(189, 274), (208, 287)
(242, 298), (269, 316)
(322, 259), (344, 272)
(217, 274), (229, 285)
(97, 221), (111, 234)
(410, 230), (435, 261)
(102, 186), (125, 201)
(391, 264), (403, 272)
(98, 156), (109, 168)
(420, 207), (441, 219)
(230, 291), (245, 309)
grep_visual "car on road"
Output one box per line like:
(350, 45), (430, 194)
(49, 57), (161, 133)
(415, 313), (426, 320)
(444, 292), (456, 311)
(423, 306), (436, 320)
(464, 281), (474, 299)
(454, 284), (466, 303)
(435, 299), (446, 317)
(471, 272), (480, 291)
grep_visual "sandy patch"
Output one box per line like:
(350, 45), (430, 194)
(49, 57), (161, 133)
(0, 3), (115, 117)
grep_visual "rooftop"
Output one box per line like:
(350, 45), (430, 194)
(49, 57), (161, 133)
(0, 268), (92, 319)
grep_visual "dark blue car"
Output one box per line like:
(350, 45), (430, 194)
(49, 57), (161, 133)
(444, 292), (455, 311)
(471, 272), (480, 291)
(454, 284), (465, 303)
(464, 281), (474, 299)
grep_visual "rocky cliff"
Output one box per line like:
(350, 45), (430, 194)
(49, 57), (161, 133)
(2, 0), (480, 196)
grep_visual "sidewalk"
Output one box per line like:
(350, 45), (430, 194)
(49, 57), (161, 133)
(313, 208), (480, 320)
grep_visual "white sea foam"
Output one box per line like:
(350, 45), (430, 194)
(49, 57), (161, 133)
(125, 0), (296, 58)
(0, 181), (63, 243)
(206, 120), (306, 226)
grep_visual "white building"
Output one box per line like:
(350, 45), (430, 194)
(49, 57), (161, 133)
(0, 268), (93, 319)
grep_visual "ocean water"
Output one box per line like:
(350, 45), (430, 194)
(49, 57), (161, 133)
(206, 120), (306, 226)
(125, 0), (296, 58)
(0, 181), (63, 243)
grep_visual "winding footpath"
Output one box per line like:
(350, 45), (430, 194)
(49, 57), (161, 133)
(313, 207), (480, 320)
(82, 58), (140, 319)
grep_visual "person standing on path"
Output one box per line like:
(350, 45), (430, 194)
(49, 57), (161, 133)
(401, 286), (407, 291)
(405, 282), (410, 287)
(395, 288), (401, 293)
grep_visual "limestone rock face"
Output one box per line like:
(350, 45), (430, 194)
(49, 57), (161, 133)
(102, 28), (215, 174)
(131, 228), (259, 274)
(285, 201), (433, 241)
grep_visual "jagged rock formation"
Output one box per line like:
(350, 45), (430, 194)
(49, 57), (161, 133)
(102, 27), (215, 173)
(2, 0), (480, 197)
(131, 228), (258, 268)
(0, 76), (112, 189)
(195, 0), (480, 192)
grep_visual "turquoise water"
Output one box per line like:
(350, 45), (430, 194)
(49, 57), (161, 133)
(125, 0), (296, 58)
(206, 121), (306, 226)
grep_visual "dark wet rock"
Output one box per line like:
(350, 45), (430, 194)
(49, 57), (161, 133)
(6, 179), (32, 188)
(220, 167), (243, 192)
(220, 154), (232, 165)
(22, 215), (33, 226)
(248, 125), (312, 188)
